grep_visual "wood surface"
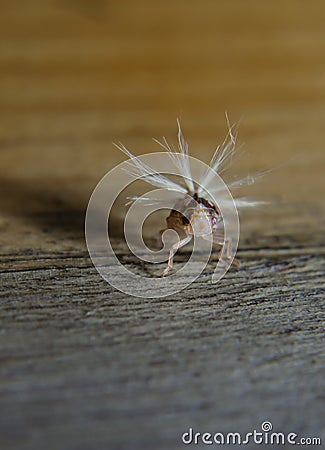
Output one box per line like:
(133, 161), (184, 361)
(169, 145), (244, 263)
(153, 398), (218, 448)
(0, 1), (324, 449)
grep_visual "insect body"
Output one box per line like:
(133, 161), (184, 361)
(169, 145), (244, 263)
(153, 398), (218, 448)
(161, 193), (239, 276)
(115, 118), (265, 277)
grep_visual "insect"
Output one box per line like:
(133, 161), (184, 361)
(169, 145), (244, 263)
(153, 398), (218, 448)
(115, 118), (267, 277)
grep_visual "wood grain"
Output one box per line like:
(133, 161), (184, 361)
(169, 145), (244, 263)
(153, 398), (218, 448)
(0, 1), (324, 449)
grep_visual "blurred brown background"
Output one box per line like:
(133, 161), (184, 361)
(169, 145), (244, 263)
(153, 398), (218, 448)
(1, 0), (324, 251)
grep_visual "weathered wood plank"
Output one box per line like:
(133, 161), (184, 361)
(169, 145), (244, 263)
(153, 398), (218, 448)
(1, 219), (324, 449)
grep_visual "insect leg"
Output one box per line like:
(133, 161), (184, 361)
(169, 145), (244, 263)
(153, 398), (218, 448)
(162, 235), (192, 277)
(220, 237), (240, 267)
(204, 233), (240, 268)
